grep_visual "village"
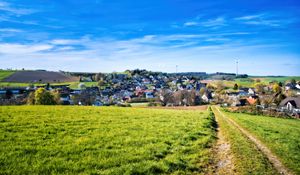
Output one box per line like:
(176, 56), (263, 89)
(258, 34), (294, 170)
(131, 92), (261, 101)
(1, 69), (300, 118)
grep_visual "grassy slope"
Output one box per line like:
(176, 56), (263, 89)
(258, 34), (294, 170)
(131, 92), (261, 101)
(224, 111), (300, 174)
(0, 71), (15, 81)
(210, 76), (300, 89)
(0, 106), (216, 175)
(212, 107), (278, 175)
(250, 76), (300, 83)
(0, 81), (98, 88)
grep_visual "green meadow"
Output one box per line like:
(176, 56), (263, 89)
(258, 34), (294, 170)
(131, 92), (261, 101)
(0, 70), (15, 81)
(0, 106), (216, 175)
(224, 111), (300, 174)
(211, 107), (278, 174)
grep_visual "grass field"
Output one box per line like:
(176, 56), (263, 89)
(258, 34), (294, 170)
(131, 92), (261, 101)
(223, 111), (300, 174)
(0, 81), (98, 88)
(0, 70), (15, 81)
(250, 76), (300, 83)
(211, 107), (278, 174)
(0, 106), (216, 174)
(209, 76), (300, 89)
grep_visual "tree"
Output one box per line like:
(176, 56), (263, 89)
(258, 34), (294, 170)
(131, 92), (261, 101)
(287, 90), (296, 97)
(199, 87), (205, 96)
(27, 92), (35, 105)
(52, 90), (61, 104)
(160, 89), (175, 106)
(5, 90), (13, 99)
(233, 83), (239, 90)
(34, 88), (57, 105)
(274, 93), (286, 105)
(272, 83), (281, 93)
(206, 83), (215, 90)
(261, 96), (273, 107)
(98, 80), (105, 87)
(254, 83), (265, 94)
(95, 73), (105, 81)
(291, 79), (296, 85)
(78, 83), (86, 89)
(72, 90), (96, 105)
(216, 81), (224, 92)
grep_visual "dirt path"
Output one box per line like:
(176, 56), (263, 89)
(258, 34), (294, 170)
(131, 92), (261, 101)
(213, 106), (293, 175)
(213, 115), (235, 175)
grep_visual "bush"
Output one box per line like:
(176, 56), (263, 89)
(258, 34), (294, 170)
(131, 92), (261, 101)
(115, 103), (132, 107)
(34, 88), (58, 105)
(27, 92), (35, 105)
(147, 102), (162, 107)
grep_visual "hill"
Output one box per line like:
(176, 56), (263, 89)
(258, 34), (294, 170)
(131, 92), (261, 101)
(2, 71), (79, 83)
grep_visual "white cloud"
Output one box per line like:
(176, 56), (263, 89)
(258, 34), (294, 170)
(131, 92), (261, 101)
(0, 28), (23, 33)
(0, 43), (53, 54)
(235, 14), (264, 20)
(184, 21), (199, 27)
(1, 33), (298, 75)
(234, 13), (292, 27)
(201, 17), (226, 27)
(183, 17), (226, 28)
(0, 1), (35, 15)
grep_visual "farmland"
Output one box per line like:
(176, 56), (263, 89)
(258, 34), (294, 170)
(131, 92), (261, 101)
(3, 71), (79, 83)
(223, 110), (300, 174)
(254, 76), (300, 83)
(0, 70), (15, 81)
(0, 106), (216, 174)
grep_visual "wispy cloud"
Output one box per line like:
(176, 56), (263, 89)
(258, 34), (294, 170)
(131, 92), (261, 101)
(1, 33), (297, 75)
(202, 17), (226, 27)
(234, 13), (293, 27)
(183, 21), (199, 27)
(183, 16), (226, 29)
(0, 1), (35, 16)
(235, 14), (264, 20)
(0, 43), (53, 54)
(0, 28), (23, 33)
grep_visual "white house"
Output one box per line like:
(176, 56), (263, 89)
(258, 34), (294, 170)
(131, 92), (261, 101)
(279, 97), (300, 113)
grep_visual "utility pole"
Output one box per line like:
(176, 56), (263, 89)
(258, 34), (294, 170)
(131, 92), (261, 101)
(235, 59), (239, 77)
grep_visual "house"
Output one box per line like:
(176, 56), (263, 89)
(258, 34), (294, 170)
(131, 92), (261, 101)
(279, 97), (300, 114)
(195, 82), (206, 91)
(201, 91), (213, 103)
(247, 95), (259, 105)
(93, 101), (103, 106)
(248, 88), (255, 95)
(186, 84), (194, 90)
(238, 90), (248, 96)
(145, 92), (154, 99)
(60, 94), (71, 105)
(285, 83), (296, 91)
(239, 88), (255, 95)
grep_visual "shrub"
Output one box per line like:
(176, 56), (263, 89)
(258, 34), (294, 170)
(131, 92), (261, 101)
(34, 88), (57, 105)
(147, 102), (162, 107)
(115, 103), (132, 107)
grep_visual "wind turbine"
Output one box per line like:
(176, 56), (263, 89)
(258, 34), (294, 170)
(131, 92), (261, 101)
(235, 59), (239, 77)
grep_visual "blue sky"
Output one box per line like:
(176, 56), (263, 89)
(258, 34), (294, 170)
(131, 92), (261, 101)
(0, 0), (299, 75)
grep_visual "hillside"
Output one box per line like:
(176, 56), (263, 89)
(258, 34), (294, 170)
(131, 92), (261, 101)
(2, 71), (79, 83)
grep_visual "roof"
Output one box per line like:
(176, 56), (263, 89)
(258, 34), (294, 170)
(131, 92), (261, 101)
(279, 97), (300, 108)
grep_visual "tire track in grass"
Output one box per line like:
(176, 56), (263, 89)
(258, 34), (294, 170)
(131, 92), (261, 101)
(214, 106), (293, 175)
(213, 112), (235, 175)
